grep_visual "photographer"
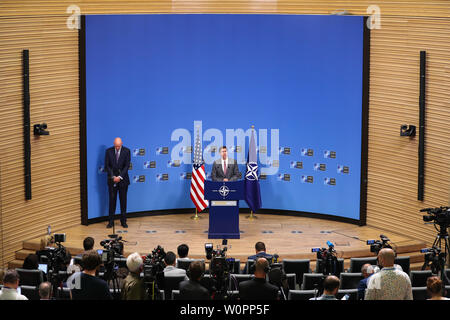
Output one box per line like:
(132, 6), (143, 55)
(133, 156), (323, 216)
(68, 250), (112, 300)
(121, 252), (148, 300)
(179, 260), (210, 300)
(239, 258), (278, 300)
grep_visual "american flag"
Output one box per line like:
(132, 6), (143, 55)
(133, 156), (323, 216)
(190, 131), (208, 211)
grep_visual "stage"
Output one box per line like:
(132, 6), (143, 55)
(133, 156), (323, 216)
(10, 213), (425, 270)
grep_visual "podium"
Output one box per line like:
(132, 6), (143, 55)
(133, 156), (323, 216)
(204, 180), (244, 239)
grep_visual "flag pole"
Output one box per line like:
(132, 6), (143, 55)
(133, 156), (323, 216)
(191, 208), (201, 220)
(246, 210), (258, 220)
(246, 125), (258, 220)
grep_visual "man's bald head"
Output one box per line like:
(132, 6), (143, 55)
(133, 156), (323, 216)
(114, 137), (123, 151)
(254, 257), (269, 276)
(378, 248), (395, 267)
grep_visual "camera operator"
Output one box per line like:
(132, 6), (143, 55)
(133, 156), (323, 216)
(179, 260), (210, 300)
(239, 258), (278, 300)
(121, 252), (148, 300)
(163, 251), (188, 280)
(67, 250), (112, 300)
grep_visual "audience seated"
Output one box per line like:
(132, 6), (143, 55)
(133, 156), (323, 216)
(365, 248), (412, 300)
(39, 282), (52, 300)
(67, 250), (112, 300)
(121, 252), (147, 300)
(179, 261), (210, 300)
(310, 275), (340, 300)
(163, 251), (188, 280)
(0, 270), (28, 300)
(426, 276), (449, 300)
(176, 244), (190, 268)
(22, 254), (39, 270)
(357, 264), (375, 300)
(244, 242), (273, 273)
(239, 258), (278, 300)
(83, 237), (95, 251)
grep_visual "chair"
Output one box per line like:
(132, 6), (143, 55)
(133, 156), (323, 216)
(56, 287), (71, 300)
(230, 259), (241, 274)
(244, 259), (255, 274)
(171, 289), (180, 300)
(163, 275), (186, 300)
(20, 285), (40, 300)
(288, 290), (316, 300)
(348, 257), (378, 273)
(16, 268), (44, 287)
(177, 259), (205, 271)
(301, 273), (324, 290)
(114, 257), (128, 269)
(315, 258), (344, 276)
(412, 287), (428, 300)
(444, 269), (450, 285)
(336, 288), (358, 300)
(109, 288), (122, 300)
(286, 273), (297, 290)
(340, 273), (364, 289)
(394, 256), (410, 274)
(282, 259), (311, 287)
(410, 270), (433, 287)
(445, 285), (450, 298)
(229, 274), (253, 290)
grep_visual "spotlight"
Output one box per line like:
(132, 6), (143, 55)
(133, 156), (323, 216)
(34, 123), (50, 136)
(400, 124), (416, 137)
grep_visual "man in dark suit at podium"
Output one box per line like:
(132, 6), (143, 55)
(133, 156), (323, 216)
(105, 137), (130, 228)
(211, 146), (241, 182)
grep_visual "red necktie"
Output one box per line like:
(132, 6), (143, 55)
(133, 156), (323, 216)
(223, 161), (227, 175)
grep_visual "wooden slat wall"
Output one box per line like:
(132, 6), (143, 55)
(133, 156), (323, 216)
(0, 1), (449, 267)
(0, 16), (80, 266)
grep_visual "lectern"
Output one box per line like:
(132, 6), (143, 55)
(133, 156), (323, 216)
(204, 180), (244, 239)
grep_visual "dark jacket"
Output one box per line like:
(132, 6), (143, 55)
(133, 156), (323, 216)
(239, 278), (279, 300)
(105, 146), (131, 186)
(179, 279), (210, 300)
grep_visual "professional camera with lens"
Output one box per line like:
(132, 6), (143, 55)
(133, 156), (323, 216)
(420, 247), (443, 274)
(142, 245), (166, 300)
(204, 240), (236, 300)
(143, 245), (166, 283)
(421, 207), (450, 227)
(100, 236), (124, 266)
(312, 241), (341, 275)
(367, 234), (392, 255)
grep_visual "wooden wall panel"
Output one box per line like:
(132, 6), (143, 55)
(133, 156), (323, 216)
(0, 1), (449, 267)
(0, 16), (80, 266)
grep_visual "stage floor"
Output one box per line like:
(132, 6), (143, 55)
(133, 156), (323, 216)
(12, 213), (426, 270)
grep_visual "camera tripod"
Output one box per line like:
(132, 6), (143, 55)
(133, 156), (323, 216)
(427, 224), (450, 285)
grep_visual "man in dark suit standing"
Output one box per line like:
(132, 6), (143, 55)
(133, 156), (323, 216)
(239, 258), (279, 300)
(105, 137), (130, 228)
(211, 146), (241, 182)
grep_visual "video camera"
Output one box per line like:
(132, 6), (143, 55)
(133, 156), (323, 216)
(204, 240), (236, 300)
(421, 207), (450, 227)
(312, 241), (341, 275)
(367, 234), (392, 254)
(99, 236), (124, 266)
(143, 245), (166, 286)
(421, 246), (445, 275)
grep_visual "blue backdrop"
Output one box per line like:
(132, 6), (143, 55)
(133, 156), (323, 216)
(84, 14), (366, 221)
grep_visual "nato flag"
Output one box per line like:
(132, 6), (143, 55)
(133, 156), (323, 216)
(244, 128), (262, 212)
